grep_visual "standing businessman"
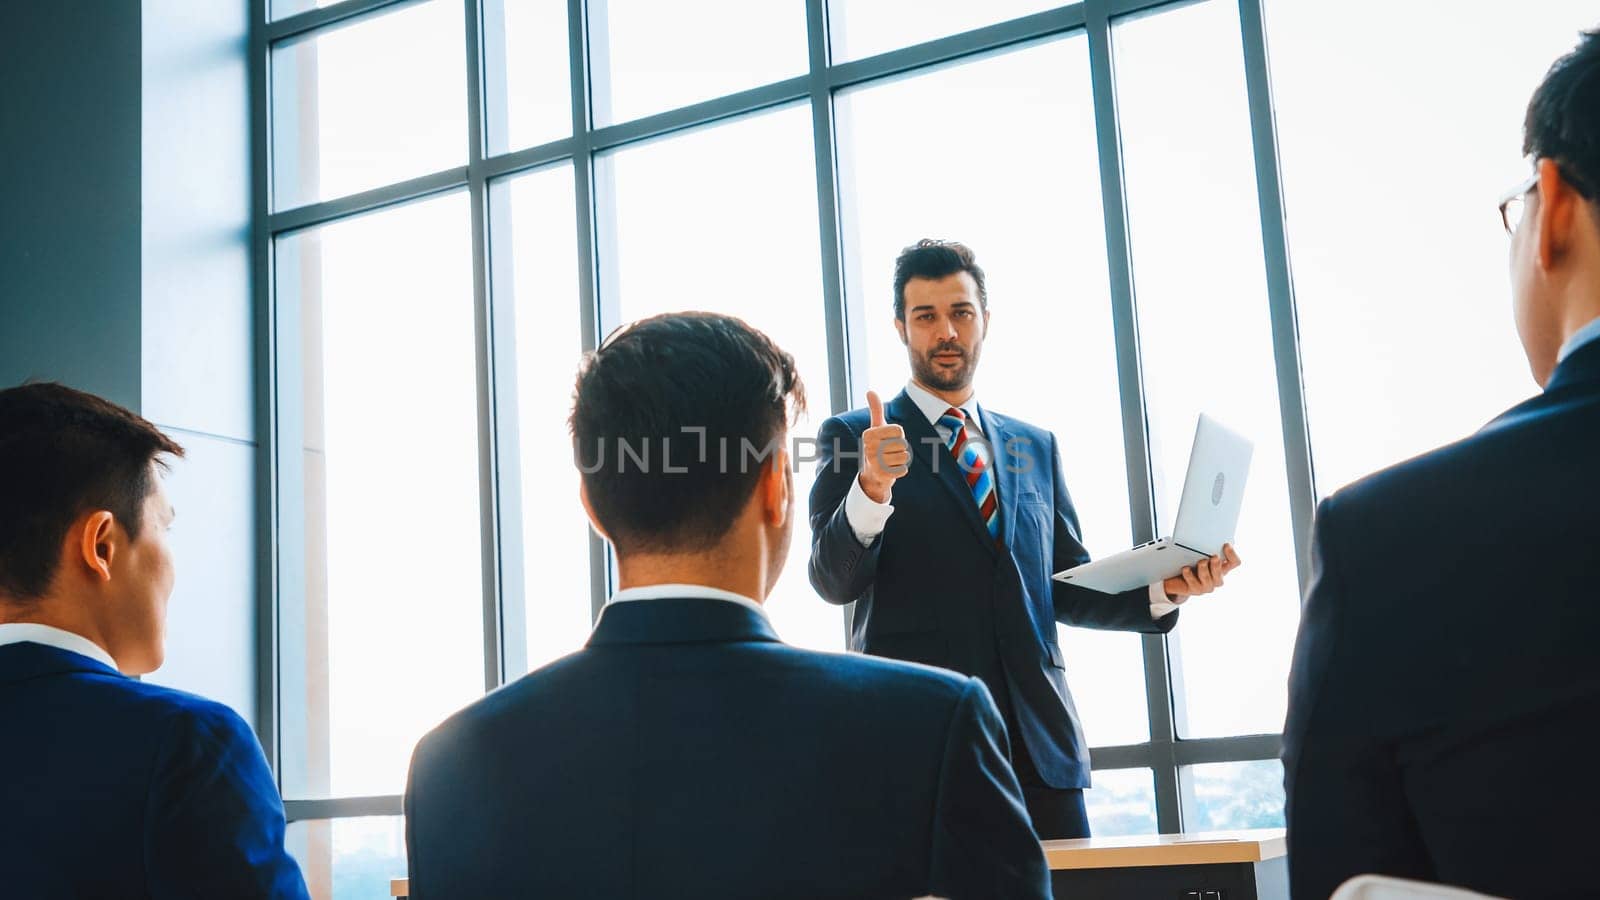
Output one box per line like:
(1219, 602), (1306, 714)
(809, 239), (1240, 839)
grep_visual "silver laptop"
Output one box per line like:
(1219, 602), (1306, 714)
(1053, 414), (1253, 595)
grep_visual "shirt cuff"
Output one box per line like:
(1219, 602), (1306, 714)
(844, 476), (895, 547)
(1148, 582), (1180, 620)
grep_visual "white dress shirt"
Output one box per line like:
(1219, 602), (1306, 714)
(0, 622), (119, 670)
(843, 381), (1178, 618)
(608, 583), (769, 619)
(1556, 314), (1600, 365)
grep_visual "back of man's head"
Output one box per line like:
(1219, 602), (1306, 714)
(0, 383), (184, 607)
(1524, 28), (1600, 218)
(570, 313), (805, 558)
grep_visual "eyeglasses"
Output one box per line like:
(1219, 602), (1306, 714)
(1498, 172), (1540, 235)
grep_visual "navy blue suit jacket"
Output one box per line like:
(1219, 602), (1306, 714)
(404, 596), (1049, 900)
(809, 390), (1178, 789)
(0, 642), (308, 899)
(1284, 340), (1600, 900)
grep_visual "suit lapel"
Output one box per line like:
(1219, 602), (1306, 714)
(887, 390), (996, 554)
(983, 408), (1022, 551)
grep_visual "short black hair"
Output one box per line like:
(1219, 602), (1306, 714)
(0, 382), (185, 601)
(570, 312), (805, 555)
(1524, 27), (1600, 202)
(893, 239), (988, 321)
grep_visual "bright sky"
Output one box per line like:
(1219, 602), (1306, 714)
(266, 0), (1600, 872)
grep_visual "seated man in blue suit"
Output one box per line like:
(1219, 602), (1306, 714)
(1283, 29), (1600, 900)
(405, 313), (1049, 900)
(0, 383), (308, 898)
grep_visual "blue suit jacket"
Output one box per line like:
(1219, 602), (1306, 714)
(0, 642), (308, 899)
(404, 596), (1049, 900)
(808, 390), (1177, 789)
(1284, 340), (1600, 900)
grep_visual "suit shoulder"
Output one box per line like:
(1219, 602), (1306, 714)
(821, 407), (871, 435)
(987, 409), (1052, 442)
(135, 683), (258, 748)
(78, 674), (252, 737)
(1325, 413), (1522, 519)
(414, 650), (589, 754)
(783, 645), (976, 707)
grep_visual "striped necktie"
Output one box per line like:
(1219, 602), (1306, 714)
(937, 407), (1000, 543)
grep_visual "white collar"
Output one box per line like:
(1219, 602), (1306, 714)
(0, 623), (119, 671)
(903, 380), (985, 435)
(1556, 314), (1600, 365)
(608, 583), (768, 619)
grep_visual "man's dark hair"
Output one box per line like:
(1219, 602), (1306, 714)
(570, 312), (805, 555)
(1524, 28), (1600, 205)
(0, 383), (185, 601)
(893, 239), (988, 321)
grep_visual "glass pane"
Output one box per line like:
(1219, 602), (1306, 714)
(277, 192), (485, 799)
(287, 816), (406, 900)
(829, 0), (1059, 62)
(595, 105), (836, 649)
(271, 0), (467, 210)
(492, 164), (597, 672)
(1084, 768), (1158, 837)
(1183, 759), (1286, 831)
(1266, 2), (1598, 495)
(836, 37), (1149, 745)
(589, 0), (808, 125)
(484, 0), (572, 154)
(1114, 0), (1300, 739)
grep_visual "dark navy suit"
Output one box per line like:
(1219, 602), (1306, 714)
(0, 641), (309, 899)
(1284, 339), (1600, 900)
(808, 390), (1178, 825)
(405, 596), (1049, 900)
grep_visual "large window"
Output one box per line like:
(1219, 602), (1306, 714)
(1264, 0), (1600, 495)
(255, 0), (1582, 890)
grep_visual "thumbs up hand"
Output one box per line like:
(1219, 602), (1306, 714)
(859, 390), (910, 503)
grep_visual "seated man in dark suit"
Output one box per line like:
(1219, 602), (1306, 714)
(405, 313), (1049, 900)
(1283, 29), (1600, 900)
(0, 383), (308, 898)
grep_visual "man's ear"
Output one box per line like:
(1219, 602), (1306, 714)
(577, 479), (610, 541)
(77, 511), (116, 582)
(982, 306), (991, 338)
(894, 317), (908, 346)
(763, 447), (790, 528)
(1536, 157), (1579, 272)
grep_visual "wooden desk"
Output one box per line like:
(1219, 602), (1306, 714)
(1046, 829), (1287, 899)
(389, 828), (1287, 899)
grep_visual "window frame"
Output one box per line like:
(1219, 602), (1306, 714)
(249, 0), (1314, 842)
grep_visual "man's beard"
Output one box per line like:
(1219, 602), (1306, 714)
(911, 341), (979, 392)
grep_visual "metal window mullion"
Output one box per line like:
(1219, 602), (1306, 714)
(802, 0), (859, 647)
(265, 0), (421, 43)
(1171, 733), (1281, 765)
(284, 795), (404, 824)
(823, 3), (1087, 91)
(480, 137), (581, 181)
(567, 0), (610, 623)
(463, 0), (507, 695)
(250, 0), (282, 780)
(1084, 0), (1181, 834)
(268, 166), (470, 235)
(477, 0), (529, 683)
(1236, 0), (1317, 593)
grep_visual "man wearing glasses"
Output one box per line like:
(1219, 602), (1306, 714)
(1283, 28), (1600, 900)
